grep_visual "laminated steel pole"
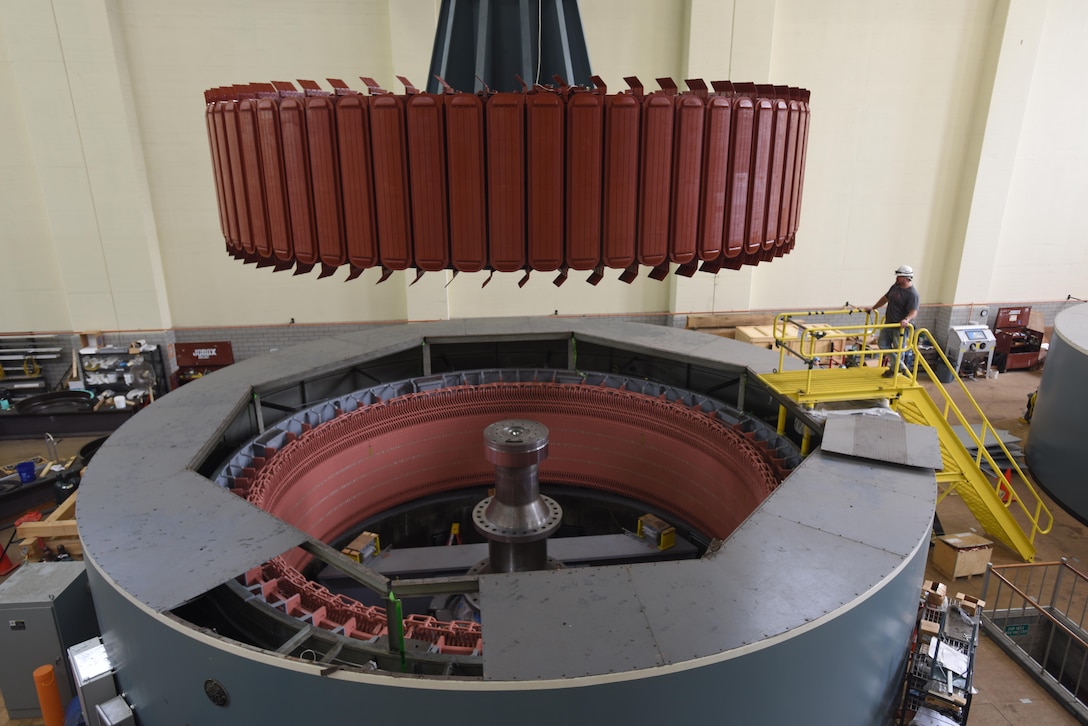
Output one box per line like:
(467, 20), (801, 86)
(473, 420), (562, 573)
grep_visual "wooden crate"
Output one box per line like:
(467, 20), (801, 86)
(796, 323), (845, 358)
(686, 313), (776, 340)
(932, 533), (992, 579)
(685, 313), (775, 331)
(735, 324), (798, 349)
(735, 322), (844, 358)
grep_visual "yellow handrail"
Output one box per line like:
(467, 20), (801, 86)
(767, 310), (1053, 549)
(772, 308), (918, 387)
(911, 328), (1053, 544)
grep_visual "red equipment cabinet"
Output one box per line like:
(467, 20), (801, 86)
(994, 306), (1043, 372)
(174, 342), (235, 387)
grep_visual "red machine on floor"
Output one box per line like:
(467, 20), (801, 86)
(173, 341), (234, 387)
(993, 306), (1043, 372)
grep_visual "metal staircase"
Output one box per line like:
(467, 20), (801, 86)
(755, 310), (1053, 562)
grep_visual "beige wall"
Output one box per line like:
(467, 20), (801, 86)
(0, 0), (1084, 333)
(747, 0), (1001, 310)
(0, 13), (71, 331)
(990, 0), (1088, 302)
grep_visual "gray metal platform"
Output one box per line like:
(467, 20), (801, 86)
(76, 319), (936, 725)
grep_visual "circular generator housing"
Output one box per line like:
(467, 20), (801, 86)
(78, 319), (935, 725)
(1025, 302), (1088, 523)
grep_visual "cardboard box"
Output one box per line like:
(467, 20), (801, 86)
(341, 531), (380, 562)
(955, 593), (987, 617)
(924, 685), (967, 710)
(933, 533), (992, 579)
(638, 514), (676, 551)
(923, 580), (947, 607)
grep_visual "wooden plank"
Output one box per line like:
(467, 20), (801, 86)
(697, 329), (736, 339)
(686, 313), (775, 330)
(17, 520), (79, 538)
(46, 491), (78, 522)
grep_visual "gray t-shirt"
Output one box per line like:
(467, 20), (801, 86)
(884, 283), (920, 323)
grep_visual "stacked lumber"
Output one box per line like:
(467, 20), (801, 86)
(16, 492), (80, 562)
(685, 313), (776, 339)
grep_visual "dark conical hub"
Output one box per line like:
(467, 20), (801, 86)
(472, 419), (562, 573)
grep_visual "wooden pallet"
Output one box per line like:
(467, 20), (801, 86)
(16, 491), (81, 561)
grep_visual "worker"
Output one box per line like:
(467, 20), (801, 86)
(864, 265), (920, 377)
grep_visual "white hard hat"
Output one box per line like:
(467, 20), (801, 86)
(895, 265), (914, 278)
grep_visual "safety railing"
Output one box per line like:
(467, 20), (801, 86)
(910, 327), (1053, 548)
(769, 309), (1053, 551)
(771, 307), (913, 378)
(981, 560), (1088, 718)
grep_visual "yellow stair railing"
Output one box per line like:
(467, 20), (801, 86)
(758, 309), (1053, 562)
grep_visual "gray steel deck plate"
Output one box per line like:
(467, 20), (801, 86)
(79, 468), (305, 611)
(480, 565), (664, 679)
(479, 448), (935, 679)
(950, 424), (1019, 451)
(821, 415), (942, 469)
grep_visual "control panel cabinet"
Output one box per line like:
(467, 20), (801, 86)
(946, 325), (995, 378)
(0, 562), (100, 719)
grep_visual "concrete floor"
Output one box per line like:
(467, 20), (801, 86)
(916, 369), (1084, 725)
(0, 369), (1083, 724)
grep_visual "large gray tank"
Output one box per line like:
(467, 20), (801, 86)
(1026, 303), (1088, 523)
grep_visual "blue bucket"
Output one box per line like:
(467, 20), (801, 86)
(15, 461), (36, 483)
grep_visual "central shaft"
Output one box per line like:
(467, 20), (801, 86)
(472, 419), (562, 573)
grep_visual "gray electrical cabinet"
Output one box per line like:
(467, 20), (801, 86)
(0, 562), (100, 718)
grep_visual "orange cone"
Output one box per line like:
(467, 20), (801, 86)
(997, 469), (1017, 505)
(0, 533), (20, 576)
(0, 547), (18, 576)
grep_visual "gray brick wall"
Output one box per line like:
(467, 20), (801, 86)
(9, 300), (1076, 396)
(172, 314), (675, 370)
(172, 322), (397, 365)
